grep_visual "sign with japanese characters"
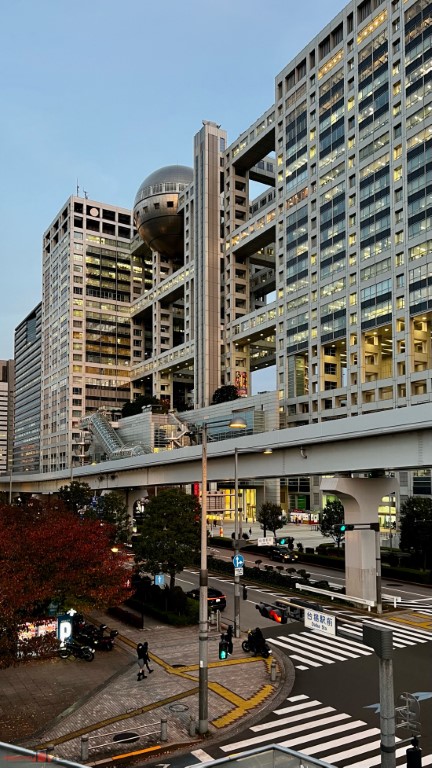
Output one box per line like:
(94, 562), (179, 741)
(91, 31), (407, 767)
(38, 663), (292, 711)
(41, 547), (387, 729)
(304, 609), (336, 636)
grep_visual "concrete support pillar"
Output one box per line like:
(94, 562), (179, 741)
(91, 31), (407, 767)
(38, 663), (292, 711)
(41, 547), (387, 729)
(320, 476), (398, 604)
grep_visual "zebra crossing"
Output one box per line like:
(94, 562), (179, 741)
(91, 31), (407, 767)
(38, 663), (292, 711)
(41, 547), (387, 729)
(387, 599), (432, 616)
(267, 616), (432, 671)
(217, 694), (432, 767)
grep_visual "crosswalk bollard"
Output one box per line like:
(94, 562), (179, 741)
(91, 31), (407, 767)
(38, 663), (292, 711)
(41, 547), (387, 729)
(161, 717), (168, 742)
(189, 716), (196, 737)
(270, 660), (277, 682)
(80, 735), (89, 762)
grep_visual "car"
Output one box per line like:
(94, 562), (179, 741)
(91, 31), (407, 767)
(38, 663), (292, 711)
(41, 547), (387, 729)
(267, 546), (298, 563)
(186, 587), (226, 611)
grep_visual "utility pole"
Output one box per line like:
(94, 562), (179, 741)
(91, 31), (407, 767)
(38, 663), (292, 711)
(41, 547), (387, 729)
(363, 623), (395, 768)
(198, 423), (208, 735)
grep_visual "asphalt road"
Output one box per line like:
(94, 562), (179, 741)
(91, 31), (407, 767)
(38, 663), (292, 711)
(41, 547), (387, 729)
(149, 619), (432, 768)
(176, 554), (432, 633)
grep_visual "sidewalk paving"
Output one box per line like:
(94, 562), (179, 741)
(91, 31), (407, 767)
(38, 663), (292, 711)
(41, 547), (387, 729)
(1, 610), (293, 765)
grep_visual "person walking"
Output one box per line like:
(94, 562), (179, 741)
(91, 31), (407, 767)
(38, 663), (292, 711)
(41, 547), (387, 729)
(136, 643), (147, 681)
(142, 641), (153, 674)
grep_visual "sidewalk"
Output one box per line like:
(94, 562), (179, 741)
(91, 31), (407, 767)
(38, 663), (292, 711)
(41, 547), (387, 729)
(2, 611), (293, 765)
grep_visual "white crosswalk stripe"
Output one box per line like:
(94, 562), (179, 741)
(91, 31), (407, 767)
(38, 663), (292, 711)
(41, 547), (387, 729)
(266, 615), (431, 670)
(218, 694), (431, 767)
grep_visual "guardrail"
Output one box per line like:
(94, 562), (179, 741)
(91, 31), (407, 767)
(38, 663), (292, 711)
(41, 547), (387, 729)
(382, 593), (402, 608)
(295, 582), (376, 611)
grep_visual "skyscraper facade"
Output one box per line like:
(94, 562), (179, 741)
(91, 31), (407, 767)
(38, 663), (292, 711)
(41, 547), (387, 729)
(13, 304), (42, 473)
(0, 359), (14, 475)
(41, 197), (139, 472)
(224, 0), (432, 428)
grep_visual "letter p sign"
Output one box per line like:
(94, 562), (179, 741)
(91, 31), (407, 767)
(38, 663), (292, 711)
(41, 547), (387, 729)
(57, 615), (73, 643)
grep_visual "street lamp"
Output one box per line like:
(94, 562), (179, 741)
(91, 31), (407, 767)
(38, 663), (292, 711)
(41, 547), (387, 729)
(198, 415), (246, 735)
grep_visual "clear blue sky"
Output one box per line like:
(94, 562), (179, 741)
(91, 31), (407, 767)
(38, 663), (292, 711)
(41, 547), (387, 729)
(0, 0), (346, 380)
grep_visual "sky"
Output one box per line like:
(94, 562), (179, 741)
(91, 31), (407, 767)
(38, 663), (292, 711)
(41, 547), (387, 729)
(0, 0), (346, 391)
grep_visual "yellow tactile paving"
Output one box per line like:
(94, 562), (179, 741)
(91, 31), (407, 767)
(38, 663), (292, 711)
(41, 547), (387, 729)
(386, 612), (432, 631)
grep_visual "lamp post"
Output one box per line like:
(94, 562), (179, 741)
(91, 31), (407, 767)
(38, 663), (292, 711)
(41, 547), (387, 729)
(198, 421), (209, 735)
(234, 446), (241, 639)
(197, 415), (246, 735)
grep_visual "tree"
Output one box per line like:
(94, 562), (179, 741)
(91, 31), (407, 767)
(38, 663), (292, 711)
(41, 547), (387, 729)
(0, 499), (131, 667)
(399, 496), (432, 570)
(96, 491), (130, 543)
(58, 480), (93, 514)
(211, 385), (240, 405)
(319, 499), (345, 548)
(257, 502), (284, 539)
(121, 395), (165, 418)
(134, 489), (200, 588)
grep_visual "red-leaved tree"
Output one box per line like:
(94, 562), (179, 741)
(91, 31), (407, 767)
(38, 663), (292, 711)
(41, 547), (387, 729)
(0, 497), (131, 666)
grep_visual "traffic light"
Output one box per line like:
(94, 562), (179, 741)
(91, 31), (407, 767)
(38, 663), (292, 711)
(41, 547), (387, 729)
(278, 537), (287, 545)
(256, 602), (287, 623)
(218, 638), (228, 660)
(335, 523), (354, 534)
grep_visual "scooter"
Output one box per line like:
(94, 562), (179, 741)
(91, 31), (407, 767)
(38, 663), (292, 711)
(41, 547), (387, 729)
(58, 637), (95, 662)
(241, 628), (272, 659)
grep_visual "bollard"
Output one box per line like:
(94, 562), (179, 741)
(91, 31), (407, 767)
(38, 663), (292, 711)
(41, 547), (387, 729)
(160, 717), (168, 742)
(270, 660), (277, 682)
(189, 716), (196, 737)
(242, 584), (248, 601)
(80, 735), (89, 763)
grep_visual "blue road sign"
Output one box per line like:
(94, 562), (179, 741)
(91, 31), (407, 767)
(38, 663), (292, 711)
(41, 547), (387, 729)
(233, 554), (245, 568)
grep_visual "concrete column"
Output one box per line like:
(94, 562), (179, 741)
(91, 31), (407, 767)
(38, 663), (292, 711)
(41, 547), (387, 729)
(320, 476), (398, 603)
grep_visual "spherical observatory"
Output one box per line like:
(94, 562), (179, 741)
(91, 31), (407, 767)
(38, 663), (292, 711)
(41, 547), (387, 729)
(133, 165), (193, 257)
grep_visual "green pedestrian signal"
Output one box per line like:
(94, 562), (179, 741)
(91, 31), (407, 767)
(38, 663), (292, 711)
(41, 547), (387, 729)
(218, 639), (228, 660)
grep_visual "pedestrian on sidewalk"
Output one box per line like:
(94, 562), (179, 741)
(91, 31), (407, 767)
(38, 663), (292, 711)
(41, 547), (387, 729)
(142, 641), (153, 674)
(136, 643), (147, 681)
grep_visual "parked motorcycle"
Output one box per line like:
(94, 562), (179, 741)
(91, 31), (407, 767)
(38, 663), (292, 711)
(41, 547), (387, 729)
(241, 628), (272, 659)
(74, 621), (118, 651)
(58, 638), (95, 662)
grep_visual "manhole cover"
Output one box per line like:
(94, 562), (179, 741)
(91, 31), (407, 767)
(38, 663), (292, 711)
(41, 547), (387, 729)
(169, 703), (189, 712)
(112, 731), (139, 744)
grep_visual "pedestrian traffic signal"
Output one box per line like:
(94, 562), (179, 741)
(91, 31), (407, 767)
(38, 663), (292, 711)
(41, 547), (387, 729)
(256, 602), (287, 623)
(218, 638), (228, 660)
(278, 537), (287, 545)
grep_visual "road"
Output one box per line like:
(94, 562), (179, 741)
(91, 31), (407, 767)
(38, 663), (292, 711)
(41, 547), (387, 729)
(145, 614), (432, 768)
(177, 549), (432, 629)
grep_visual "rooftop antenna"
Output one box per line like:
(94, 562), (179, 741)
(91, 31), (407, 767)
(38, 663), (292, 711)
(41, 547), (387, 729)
(83, 189), (88, 200)
(76, 179), (80, 196)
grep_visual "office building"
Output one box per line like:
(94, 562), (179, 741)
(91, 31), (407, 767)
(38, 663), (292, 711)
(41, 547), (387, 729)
(0, 360), (14, 475)
(13, 304), (42, 473)
(41, 197), (140, 472)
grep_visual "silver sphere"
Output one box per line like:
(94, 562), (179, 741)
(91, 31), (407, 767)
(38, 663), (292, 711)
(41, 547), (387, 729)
(133, 165), (193, 256)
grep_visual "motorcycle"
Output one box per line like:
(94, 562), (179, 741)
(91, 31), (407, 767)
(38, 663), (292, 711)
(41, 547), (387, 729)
(74, 621), (118, 651)
(58, 637), (95, 662)
(241, 628), (272, 659)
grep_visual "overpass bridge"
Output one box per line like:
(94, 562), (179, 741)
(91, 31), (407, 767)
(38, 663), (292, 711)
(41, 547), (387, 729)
(2, 402), (431, 494)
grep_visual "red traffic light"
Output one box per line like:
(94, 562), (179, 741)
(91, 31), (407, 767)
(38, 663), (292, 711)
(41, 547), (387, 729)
(269, 609), (283, 623)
